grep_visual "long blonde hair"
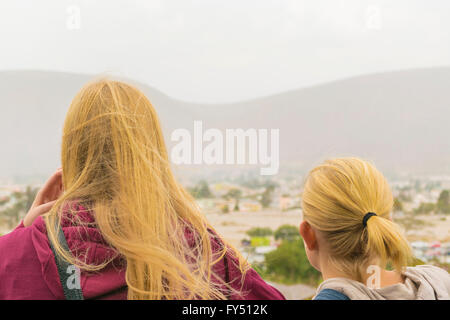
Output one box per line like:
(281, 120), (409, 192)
(301, 157), (412, 281)
(45, 79), (248, 299)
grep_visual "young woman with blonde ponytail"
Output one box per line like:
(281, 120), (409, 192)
(299, 158), (450, 300)
(0, 79), (284, 300)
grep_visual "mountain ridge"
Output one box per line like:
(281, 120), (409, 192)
(1, 68), (449, 182)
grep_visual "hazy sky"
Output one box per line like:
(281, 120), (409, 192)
(1, 0), (449, 103)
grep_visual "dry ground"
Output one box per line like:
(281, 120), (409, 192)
(205, 209), (302, 247)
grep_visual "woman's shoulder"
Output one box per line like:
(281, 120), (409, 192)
(405, 264), (450, 280)
(0, 221), (33, 251)
(239, 268), (286, 300)
(404, 264), (450, 299)
(0, 217), (54, 299)
(0, 217), (48, 266)
(405, 265), (450, 285)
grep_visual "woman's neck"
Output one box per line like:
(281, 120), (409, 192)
(320, 260), (405, 289)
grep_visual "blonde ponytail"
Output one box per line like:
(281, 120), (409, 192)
(365, 214), (412, 274)
(302, 157), (412, 281)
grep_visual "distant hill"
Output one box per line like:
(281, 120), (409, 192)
(1, 68), (450, 182)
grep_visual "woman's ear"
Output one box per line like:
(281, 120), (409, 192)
(299, 220), (318, 251)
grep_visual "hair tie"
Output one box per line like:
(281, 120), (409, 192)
(362, 212), (377, 227)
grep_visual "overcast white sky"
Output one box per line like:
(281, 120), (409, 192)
(0, 0), (449, 103)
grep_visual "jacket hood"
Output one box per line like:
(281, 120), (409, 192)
(31, 203), (127, 299)
(315, 265), (450, 300)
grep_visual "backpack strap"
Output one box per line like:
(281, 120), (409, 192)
(48, 223), (84, 300)
(314, 288), (350, 300)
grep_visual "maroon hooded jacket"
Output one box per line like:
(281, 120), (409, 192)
(0, 205), (285, 300)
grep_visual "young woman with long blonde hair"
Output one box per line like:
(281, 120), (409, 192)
(0, 79), (284, 300)
(300, 157), (450, 300)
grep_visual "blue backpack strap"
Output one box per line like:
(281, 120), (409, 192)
(48, 223), (84, 300)
(314, 288), (350, 300)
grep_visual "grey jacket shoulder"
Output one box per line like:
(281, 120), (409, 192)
(405, 265), (450, 299)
